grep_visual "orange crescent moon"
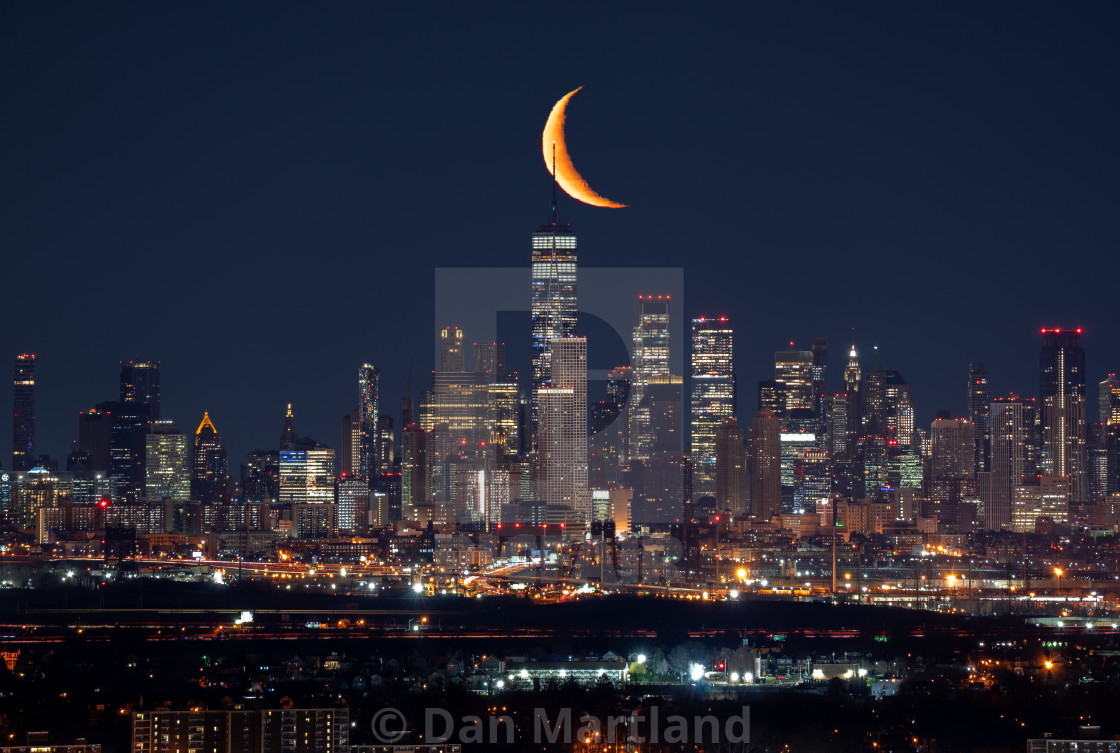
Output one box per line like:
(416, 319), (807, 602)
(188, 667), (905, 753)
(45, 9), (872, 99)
(542, 87), (628, 209)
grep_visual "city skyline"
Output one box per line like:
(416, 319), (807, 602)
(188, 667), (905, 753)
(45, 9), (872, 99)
(2, 3), (1117, 474)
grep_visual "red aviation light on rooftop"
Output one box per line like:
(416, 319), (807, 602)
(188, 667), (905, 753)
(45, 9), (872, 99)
(719, 316), (727, 322)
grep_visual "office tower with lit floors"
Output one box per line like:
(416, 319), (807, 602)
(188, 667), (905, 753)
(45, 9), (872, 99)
(530, 206), (577, 440)
(630, 295), (671, 463)
(1040, 329), (1088, 501)
(144, 420), (189, 502)
(537, 337), (589, 523)
(12, 354), (36, 472)
(690, 316), (735, 500)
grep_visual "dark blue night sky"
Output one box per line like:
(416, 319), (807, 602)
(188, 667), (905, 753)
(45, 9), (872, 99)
(3, 2), (1118, 464)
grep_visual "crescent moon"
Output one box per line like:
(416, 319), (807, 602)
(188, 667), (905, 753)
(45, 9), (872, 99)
(542, 87), (628, 209)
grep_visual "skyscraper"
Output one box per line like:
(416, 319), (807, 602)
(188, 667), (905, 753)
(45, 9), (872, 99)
(340, 408), (360, 476)
(715, 418), (747, 516)
(145, 420), (189, 502)
(530, 211), (577, 438)
(929, 416), (976, 528)
(12, 354), (35, 473)
(192, 411), (228, 504)
(97, 399), (151, 502)
(438, 328), (465, 372)
(811, 337), (828, 416)
(630, 295), (671, 463)
(749, 411), (781, 521)
(844, 342), (862, 436)
(632, 374), (685, 524)
(690, 316), (735, 499)
(537, 337), (589, 522)
(774, 345), (813, 413)
(863, 346), (886, 435)
(1040, 328), (1087, 501)
(968, 362), (990, 473)
(120, 360), (161, 419)
(883, 369), (915, 447)
(358, 364), (379, 482)
(1099, 373), (1120, 426)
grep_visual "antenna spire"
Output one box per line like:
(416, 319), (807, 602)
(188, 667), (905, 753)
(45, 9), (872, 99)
(551, 141), (558, 224)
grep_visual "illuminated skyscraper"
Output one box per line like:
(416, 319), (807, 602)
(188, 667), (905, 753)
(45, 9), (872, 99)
(537, 337), (589, 522)
(359, 364), (380, 483)
(774, 346), (813, 413)
(192, 411), (228, 503)
(530, 213), (577, 437)
(279, 445), (336, 505)
(883, 369), (915, 447)
(1040, 328), (1087, 501)
(120, 360), (160, 419)
(439, 327), (465, 372)
(12, 354), (35, 473)
(145, 420), (189, 501)
(630, 295), (671, 462)
(844, 342), (862, 436)
(690, 316), (735, 499)
(968, 362), (990, 473)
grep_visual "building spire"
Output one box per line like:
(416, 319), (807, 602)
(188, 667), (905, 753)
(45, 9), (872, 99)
(550, 140), (558, 225)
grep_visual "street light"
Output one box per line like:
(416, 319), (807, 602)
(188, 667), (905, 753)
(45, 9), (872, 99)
(1054, 568), (1063, 599)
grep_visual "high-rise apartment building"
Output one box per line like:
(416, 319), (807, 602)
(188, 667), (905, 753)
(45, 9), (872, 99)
(968, 362), (990, 473)
(537, 337), (589, 522)
(144, 420), (189, 501)
(12, 354), (36, 472)
(984, 394), (1041, 530)
(690, 316), (735, 499)
(630, 296), (671, 462)
(120, 360), (160, 419)
(358, 363), (379, 482)
(1040, 329), (1087, 501)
